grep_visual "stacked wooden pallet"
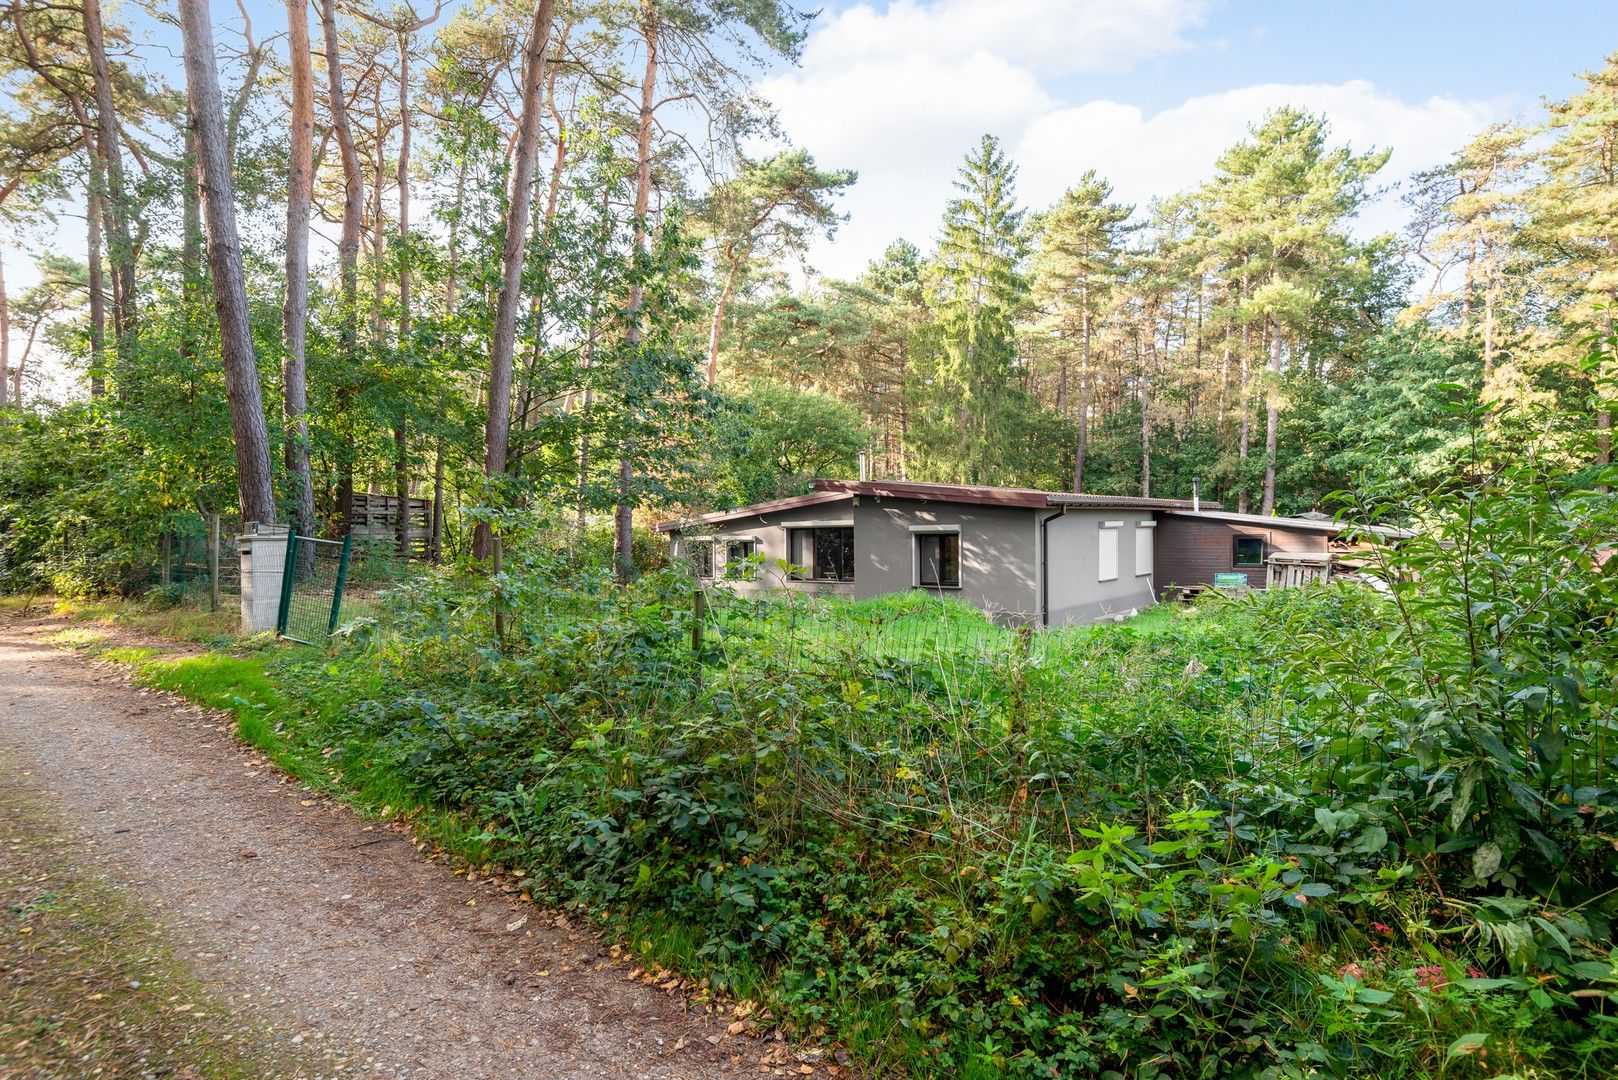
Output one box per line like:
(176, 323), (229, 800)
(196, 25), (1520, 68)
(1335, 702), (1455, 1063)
(347, 493), (432, 559)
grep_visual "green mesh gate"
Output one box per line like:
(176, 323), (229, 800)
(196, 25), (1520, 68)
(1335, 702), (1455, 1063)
(275, 535), (352, 644)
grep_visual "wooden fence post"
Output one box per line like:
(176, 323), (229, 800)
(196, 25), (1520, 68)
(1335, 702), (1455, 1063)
(692, 588), (708, 687)
(492, 533), (507, 646)
(208, 513), (221, 610)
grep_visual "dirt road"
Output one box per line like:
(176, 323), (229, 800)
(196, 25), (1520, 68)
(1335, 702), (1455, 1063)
(0, 615), (777, 1079)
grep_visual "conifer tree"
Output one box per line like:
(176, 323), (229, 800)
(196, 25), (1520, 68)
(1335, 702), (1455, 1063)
(1029, 171), (1133, 491)
(1529, 53), (1618, 463)
(925, 134), (1028, 485)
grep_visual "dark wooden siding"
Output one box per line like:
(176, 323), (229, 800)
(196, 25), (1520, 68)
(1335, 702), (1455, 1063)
(1152, 516), (1329, 596)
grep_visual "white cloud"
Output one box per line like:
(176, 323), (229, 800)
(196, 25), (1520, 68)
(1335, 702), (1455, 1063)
(763, 2), (1503, 280)
(1016, 81), (1503, 233)
(800, 0), (1210, 78)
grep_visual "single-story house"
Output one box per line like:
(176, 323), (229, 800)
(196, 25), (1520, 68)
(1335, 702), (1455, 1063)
(656, 479), (1381, 627)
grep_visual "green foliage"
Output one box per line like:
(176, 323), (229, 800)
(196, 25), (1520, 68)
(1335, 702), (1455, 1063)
(709, 382), (868, 504)
(197, 448), (1616, 1078)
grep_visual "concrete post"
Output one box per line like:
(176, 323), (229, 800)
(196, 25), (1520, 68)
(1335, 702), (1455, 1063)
(238, 522), (291, 633)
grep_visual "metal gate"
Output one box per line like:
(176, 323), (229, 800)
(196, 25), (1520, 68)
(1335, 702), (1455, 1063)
(275, 534), (352, 644)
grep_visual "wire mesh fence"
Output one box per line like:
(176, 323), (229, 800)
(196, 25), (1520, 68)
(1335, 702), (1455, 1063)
(275, 534), (414, 644)
(148, 512), (242, 608)
(277, 535), (351, 645)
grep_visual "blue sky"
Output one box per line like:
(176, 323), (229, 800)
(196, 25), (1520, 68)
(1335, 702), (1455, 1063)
(8, 1), (1618, 332)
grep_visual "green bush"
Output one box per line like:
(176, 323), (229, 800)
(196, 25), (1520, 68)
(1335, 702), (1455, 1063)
(255, 459), (1617, 1077)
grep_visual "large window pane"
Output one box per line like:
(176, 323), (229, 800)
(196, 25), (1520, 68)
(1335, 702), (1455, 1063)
(916, 532), (960, 588)
(788, 527), (855, 581)
(1233, 536), (1265, 567)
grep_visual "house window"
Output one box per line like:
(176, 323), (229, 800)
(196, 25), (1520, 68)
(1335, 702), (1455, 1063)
(688, 540), (715, 579)
(915, 531), (961, 589)
(1135, 521), (1155, 576)
(724, 539), (757, 580)
(1098, 523), (1120, 582)
(788, 527), (855, 582)
(1233, 535), (1266, 567)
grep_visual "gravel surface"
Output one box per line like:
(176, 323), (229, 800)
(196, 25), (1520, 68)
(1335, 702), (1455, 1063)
(0, 614), (799, 1079)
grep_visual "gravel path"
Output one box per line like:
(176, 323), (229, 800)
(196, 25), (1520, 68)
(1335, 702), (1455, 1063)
(0, 615), (794, 1079)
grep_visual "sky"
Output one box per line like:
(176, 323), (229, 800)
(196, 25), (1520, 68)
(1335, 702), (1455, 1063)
(6, 0), (1618, 395)
(756, 0), (1618, 279)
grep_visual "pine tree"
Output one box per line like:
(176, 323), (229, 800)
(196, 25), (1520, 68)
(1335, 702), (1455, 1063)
(1203, 108), (1387, 512)
(924, 134), (1029, 484)
(1529, 53), (1618, 464)
(1029, 171), (1133, 491)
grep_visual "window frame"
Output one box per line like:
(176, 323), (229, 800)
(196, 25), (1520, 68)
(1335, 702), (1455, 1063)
(1232, 534), (1266, 568)
(687, 538), (716, 580)
(910, 524), (962, 590)
(786, 524), (856, 582)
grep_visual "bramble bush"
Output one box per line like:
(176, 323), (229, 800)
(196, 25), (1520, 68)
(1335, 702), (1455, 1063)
(261, 430), (1617, 1077)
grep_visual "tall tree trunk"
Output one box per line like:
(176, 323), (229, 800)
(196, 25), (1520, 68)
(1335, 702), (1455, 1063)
(475, 0), (557, 560)
(0, 251), (9, 409)
(1481, 256), (1497, 383)
(83, 0), (136, 372)
(704, 262), (738, 386)
(1138, 332), (1152, 498)
(86, 153), (106, 400)
(283, 0), (318, 545)
(430, 440), (445, 562)
(394, 26), (414, 556)
(320, 0), (363, 527)
(1074, 298), (1091, 493)
(1261, 318), (1282, 516)
(181, 112), (203, 364)
(1216, 332), (1230, 430)
(1602, 305), (1615, 468)
(1237, 314), (1252, 514)
(179, 0), (276, 524)
(615, 8), (657, 580)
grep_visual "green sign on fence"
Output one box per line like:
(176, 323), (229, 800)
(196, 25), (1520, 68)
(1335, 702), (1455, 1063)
(1213, 572), (1250, 590)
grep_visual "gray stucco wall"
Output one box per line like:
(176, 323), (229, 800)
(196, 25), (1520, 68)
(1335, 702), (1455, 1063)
(852, 498), (1041, 621)
(670, 501), (856, 597)
(1044, 509), (1158, 626)
(673, 497), (1167, 628)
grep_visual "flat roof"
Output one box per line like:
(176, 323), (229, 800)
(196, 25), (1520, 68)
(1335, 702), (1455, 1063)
(657, 479), (1223, 532)
(654, 489), (852, 532)
(1045, 492), (1210, 511)
(824, 479), (1218, 511)
(1160, 508), (1413, 539)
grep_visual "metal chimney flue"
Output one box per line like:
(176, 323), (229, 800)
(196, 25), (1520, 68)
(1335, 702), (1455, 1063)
(1191, 476), (1201, 513)
(858, 451), (870, 482)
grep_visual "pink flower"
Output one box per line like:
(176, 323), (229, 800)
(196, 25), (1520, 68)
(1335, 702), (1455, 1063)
(1371, 921), (1393, 936)
(1415, 965), (1447, 990)
(1339, 963), (1368, 981)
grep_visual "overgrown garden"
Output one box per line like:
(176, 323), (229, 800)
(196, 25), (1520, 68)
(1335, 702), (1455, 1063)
(70, 422), (1613, 1078)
